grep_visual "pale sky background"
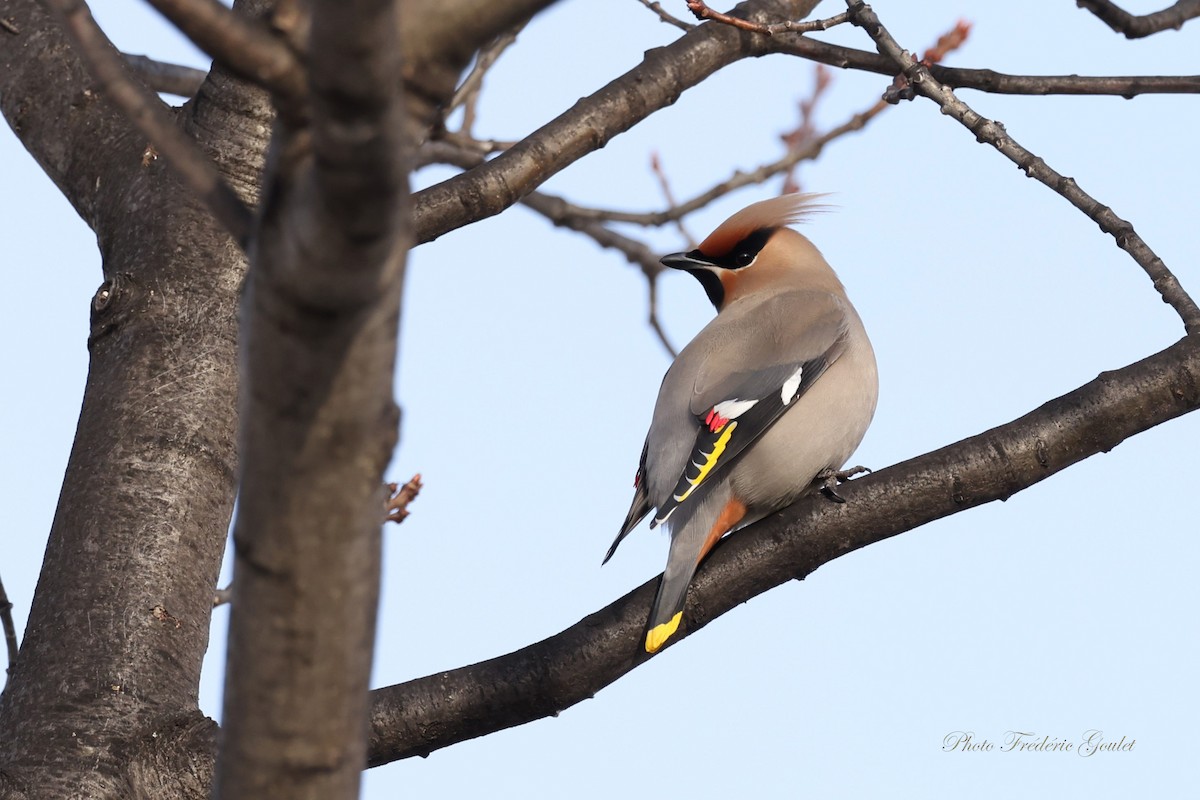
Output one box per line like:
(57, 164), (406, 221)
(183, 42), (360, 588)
(2, 1), (1197, 797)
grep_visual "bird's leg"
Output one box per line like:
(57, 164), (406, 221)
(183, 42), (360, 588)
(817, 465), (872, 504)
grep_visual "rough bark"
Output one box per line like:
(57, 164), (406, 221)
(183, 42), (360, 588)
(213, 0), (408, 794)
(0, 153), (245, 800)
(0, 0), (276, 790)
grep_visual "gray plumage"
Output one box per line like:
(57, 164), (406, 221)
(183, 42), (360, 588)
(607, 195), (878, 654)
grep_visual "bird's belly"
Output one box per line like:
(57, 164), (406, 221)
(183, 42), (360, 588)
(729, 356), (877, 515)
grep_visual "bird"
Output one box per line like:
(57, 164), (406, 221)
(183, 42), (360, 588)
(604, 193), (878, 654)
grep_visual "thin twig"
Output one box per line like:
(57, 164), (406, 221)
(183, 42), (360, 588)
(780, 63), (833, 193)
(1076, 0), (1200, 38)
(649, 152), (697, 247)
(522, 191), (663, 277)
(414, 135), (518, 170)
(521, 190), (678, 356)
(0, 573), (18, 673)
(846, 0), (1200, 334)
(213, 586), (232, 608)
(47, 0), (253, 245)
(386, 475), (424, 525)
(882, 19), (971, 103)
(553, 98), (888, 227)
(122, 53), (207, 97)
(450, 26), (523, 133)
(416, 140), (673, 295)
(1, 16), (20, 35)
(686, 0), (849, 35)
(771, 34), (1200, 98)
(438, 129), (518, 155)
(646, 274), (679, 357)
(636, 0), (694, 31)
(144, 0), (305, 110)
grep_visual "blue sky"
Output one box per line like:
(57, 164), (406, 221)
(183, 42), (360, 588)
(2, 1), (1197, 797)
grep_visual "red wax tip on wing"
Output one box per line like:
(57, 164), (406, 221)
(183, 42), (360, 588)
(705, 408), (729, 433)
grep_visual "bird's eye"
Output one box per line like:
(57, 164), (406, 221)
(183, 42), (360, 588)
(733, 251), (755, 268)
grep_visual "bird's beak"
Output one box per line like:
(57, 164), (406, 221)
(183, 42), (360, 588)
(660, 250), (714, 271)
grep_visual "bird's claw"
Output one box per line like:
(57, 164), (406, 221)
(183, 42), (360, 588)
(817, 465), (871, 504)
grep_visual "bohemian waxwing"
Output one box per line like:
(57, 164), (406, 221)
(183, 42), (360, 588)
(605, 193), (878, 654)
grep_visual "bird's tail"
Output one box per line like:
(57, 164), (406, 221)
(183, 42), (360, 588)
(644, 495), (747, 654)
(644, 553), (699, 653)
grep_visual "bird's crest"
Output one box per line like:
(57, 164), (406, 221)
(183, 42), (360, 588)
(698, 193), (829, 257)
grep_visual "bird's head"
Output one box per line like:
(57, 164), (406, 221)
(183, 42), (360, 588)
(661, 193), (843, 310)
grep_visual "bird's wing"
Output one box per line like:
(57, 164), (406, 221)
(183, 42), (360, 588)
(651, 291), (849, 528)
(604, 439), (651, 564)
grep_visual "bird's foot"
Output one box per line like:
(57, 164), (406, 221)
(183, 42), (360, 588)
(817, 465), (872, 504)
(385, 473), (424, 524)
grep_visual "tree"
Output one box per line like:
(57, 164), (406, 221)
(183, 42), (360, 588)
(2, 0), (1197, 797)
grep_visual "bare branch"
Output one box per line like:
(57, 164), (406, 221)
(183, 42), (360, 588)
(1076, 0), (1200, 38)
(385, 474), (424, 524)
(780, 63), (833, 193)
(523, 192), (662, 277)
(773, 34), (1200, 97)
(648, 151), (697, 247)
(45, 0), (253, 244)
(514, 180), (678, 355)
(121, 54), (207, 97)
(401, 135), (689, 362)
(367, 333), (1200, 763)
(0, 573), (18, 673)
(440, 129), (517, 154)
(398, 0), (565, 136)
(636, 0), (694, 31)
(1, 2), (147, 229)
(686, 0), (849, 35)
(412, 0), (1194, 246)
(144, 0), (306, 109)
(557, 97), (887, 227)
(845, 0), (1200, 334)
(412, 0), (824, 243)
(646, 274), (679, 358)
(449, 25), (523, 133)
(216, 0), (408, 795)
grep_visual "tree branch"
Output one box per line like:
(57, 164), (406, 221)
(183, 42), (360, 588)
(367, 333), (1200, 764)
(449, 25), (523, 133)
(0, 0), (149, 230)
(45, 0), (253, 244)
(557, 96), (886, 227)
(421, 140), (680, 353)
(411, 0), (1196, 245)
(636, 0), (694, 31)
(216, 0), (407, 795)
(122, 54), (207, 97)
(144, 0), (306, 112)
(774, 34), (1200, 97)
(686, 0), (849, 35)
(1076, 0), (1200, 38)
(412, 0), (823, 243)
(397, 0), (564, 137)
(0, 573), (18, 674)
(846, 0), (1200, 335)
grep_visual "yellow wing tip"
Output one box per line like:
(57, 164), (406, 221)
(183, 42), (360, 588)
(645, 612), (683, 654)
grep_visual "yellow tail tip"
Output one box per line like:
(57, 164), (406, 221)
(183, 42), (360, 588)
(645, 612), (683, 653)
